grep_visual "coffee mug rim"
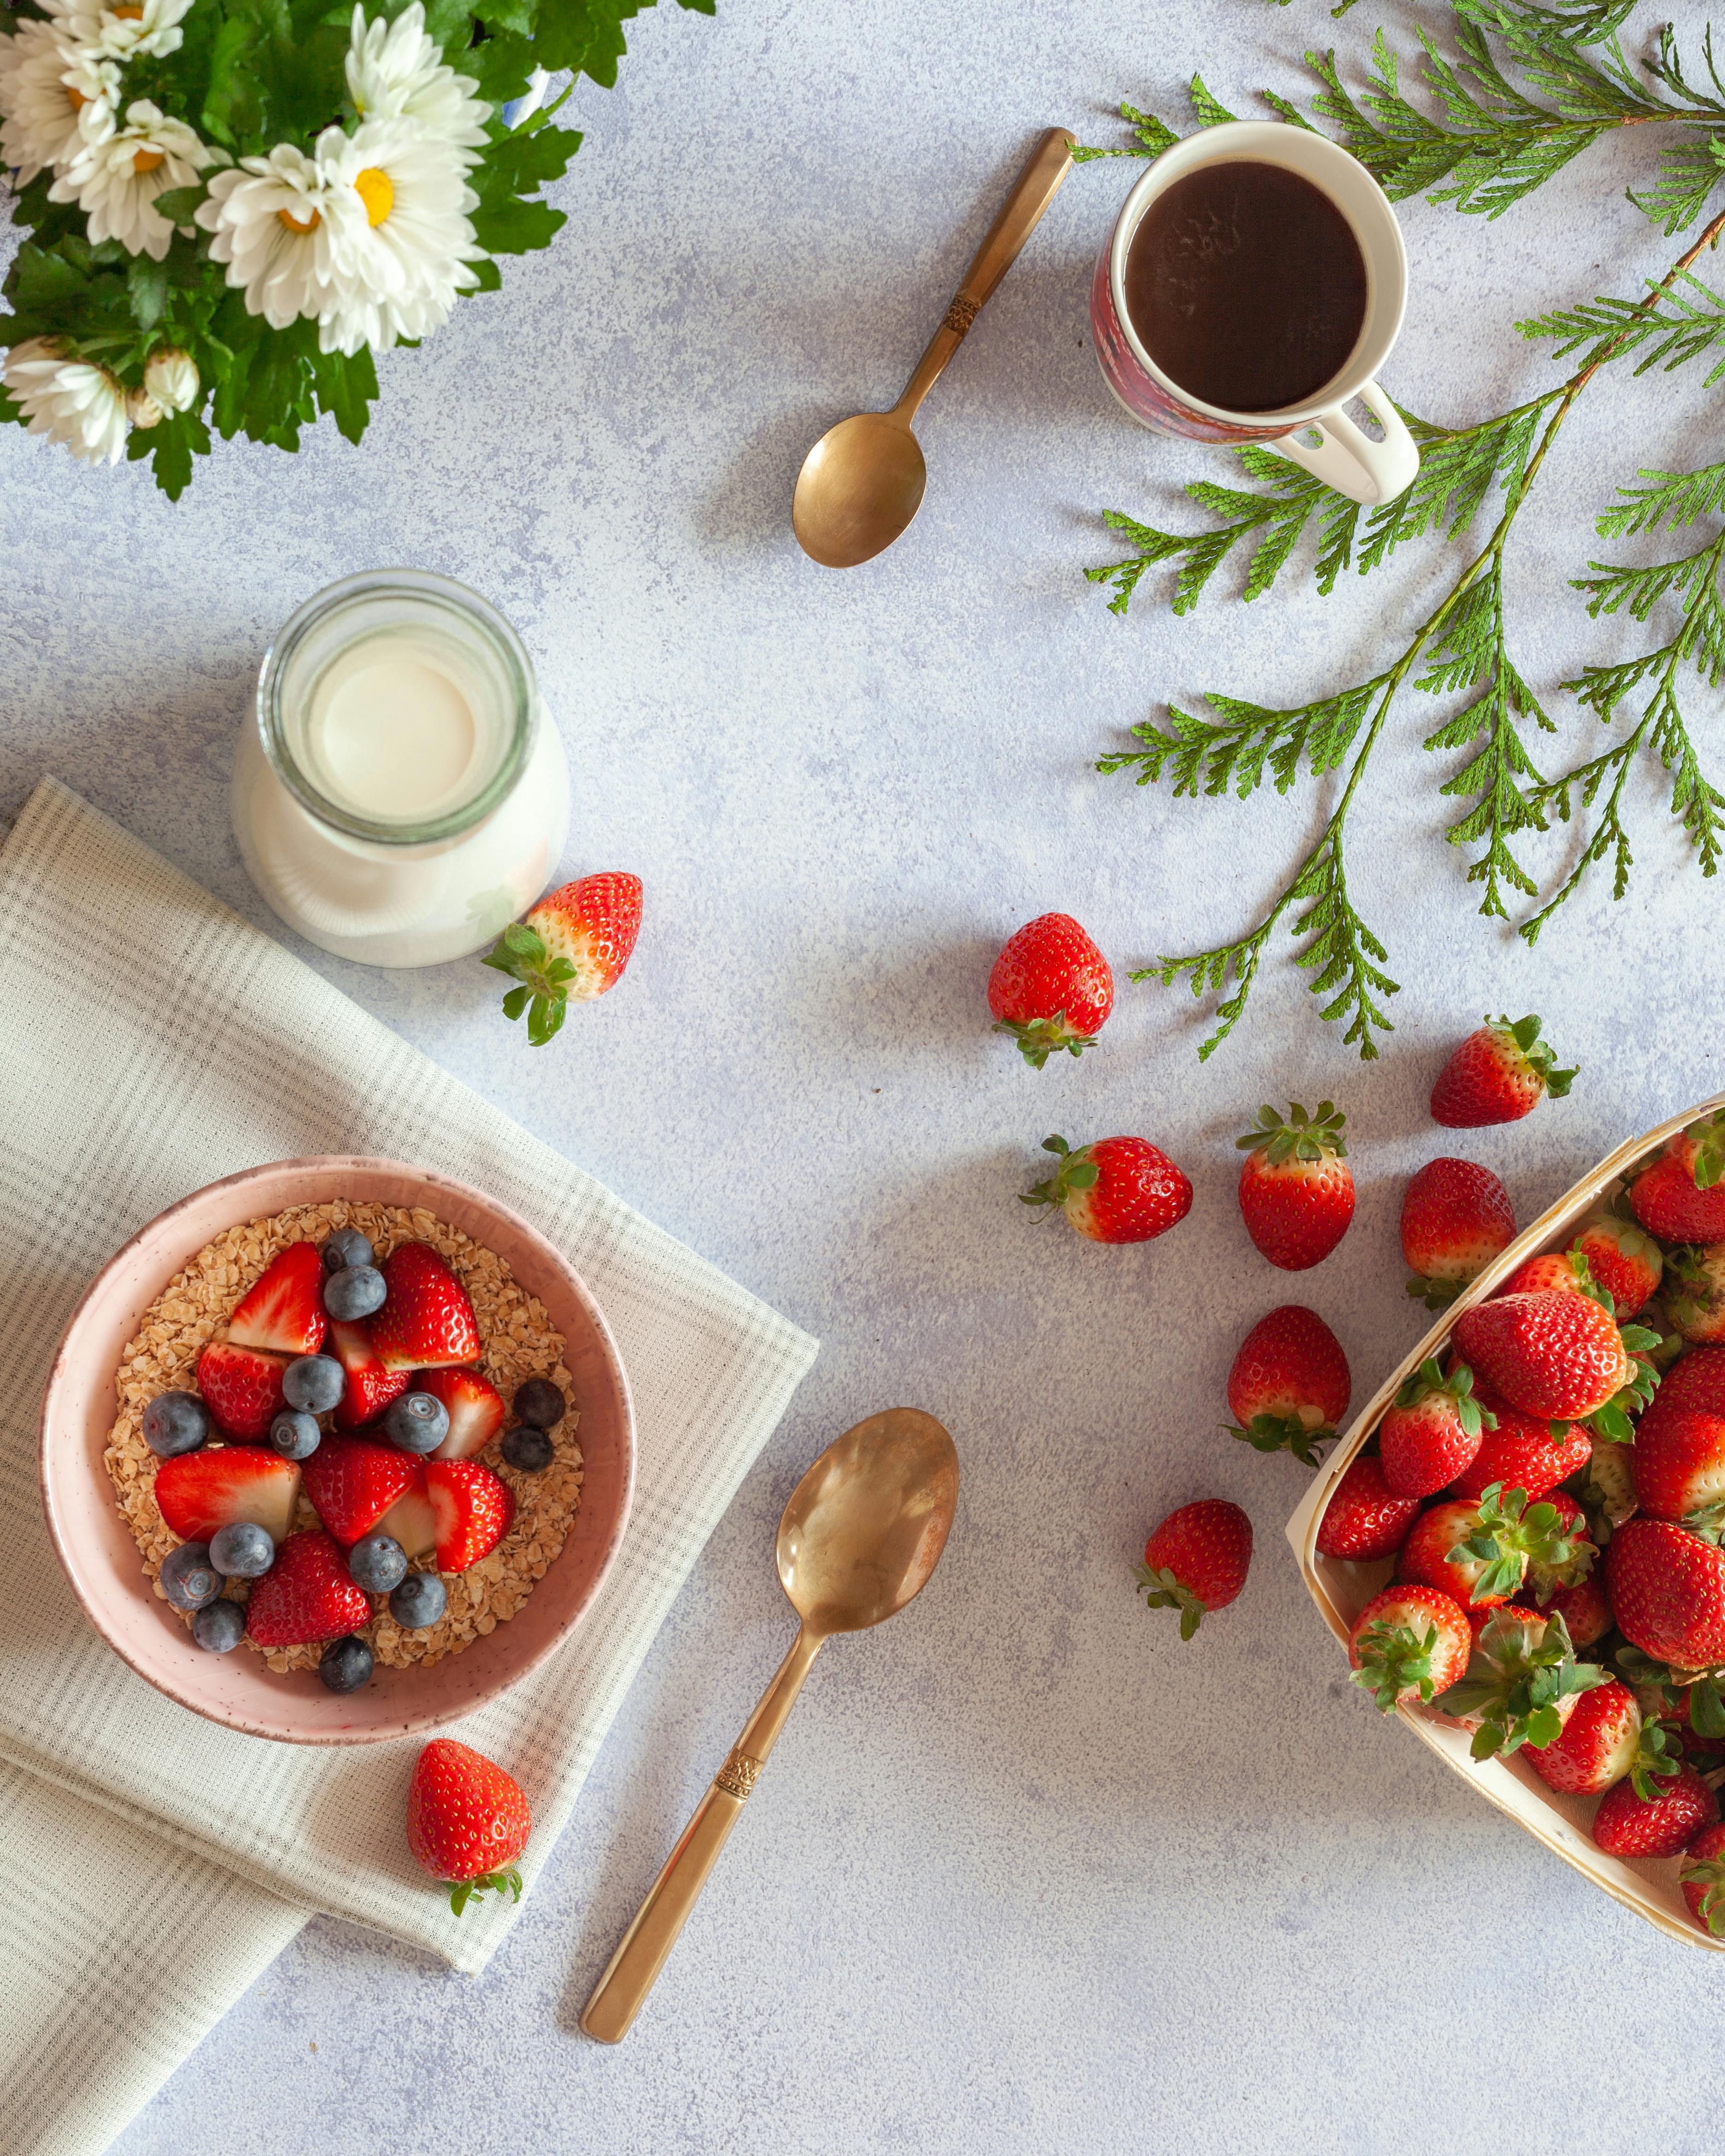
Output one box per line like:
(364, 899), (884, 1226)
(1107, 119), (1409, 428)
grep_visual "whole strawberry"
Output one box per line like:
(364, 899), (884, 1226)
(1235, 1101), (1353, 1271)
(1630, 1407), (1725, 1540)
(1592, 1762), (1720, 1859)
(1348, 1583), (1472, 1712)
(1401, 1159), (1516, 1310)
(1377, 1358), (1494, 1500)
(1314, 1456), (1421, 1562)
(1433, 1605), (1608, 1761)
(1449, 1289), (1637, 1423)
(406, 1739), (532, 1915)
(1573, 1215), (1662, 1318)
(1498, 1248), (1601, 1301)
(987, 913), (1113, 1068)
(1225, 1305), (1351, 1465)
(1607, 1517), (1725, 1668)
(1021, 1134), (1192, 1244)
(1430, 1014), (1576, 1128)
(483, 872), (642, 1045)
(1680, 1819), (1725, 1938)
(1399, 1484), (1591, 1611)
(1136, 1500), (1250, 1640)
(1630, 1116), (1725, 1244)
(1524, 1677), (1677, 1796)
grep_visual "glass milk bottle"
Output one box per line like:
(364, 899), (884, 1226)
(232, 570), (570, 967)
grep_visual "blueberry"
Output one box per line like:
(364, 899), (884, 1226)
(347, 1532), (408, 1594)
(270, 1408), (322, 1461)
(323, 1227), (374, 1274)
(318, 1634), (374, 1693)
(513, 1378), (566, 1430)
(388, 1571), (448, 1630)
(324, 1264), (386, 1322)
(209, 1521), (275, 1579)
(502, 1425), (554, 1472)
(282, 1353), (344, 1414)
(192, 1599), (246, 1654)
(160, 1542), (221, 1612)
(142, 1390), (211, 1458)
(384, 1390), (449, 1454)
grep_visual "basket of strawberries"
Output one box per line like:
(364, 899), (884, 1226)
(1286, 1092), (1725, 1950)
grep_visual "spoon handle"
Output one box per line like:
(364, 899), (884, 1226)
(892, 124), (1075, 426)
(580, 1625), (824, 2044)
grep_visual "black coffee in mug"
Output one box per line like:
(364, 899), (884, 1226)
(1122, 160), (1368, 413)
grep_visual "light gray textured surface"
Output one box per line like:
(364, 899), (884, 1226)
(5, 1), (1725, 2150)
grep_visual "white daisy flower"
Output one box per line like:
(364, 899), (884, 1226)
(50, 98), (209, 259)
(0, 18), (118, 186)
(65, 0), (195, 64)
(3, 338), (130, 465)
(143, 346), (199, 413)
(196, 144), (346, 331)
(345, 3), (489, 157)
(313, 118), (482, 355)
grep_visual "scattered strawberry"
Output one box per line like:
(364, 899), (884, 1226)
(484, 873), (642, 1044)
(986, 913), (1114, 1068)
(1592, 1763), (1720, 1859)
(1449, 1387), (1592, 1502)
(1629, 1116), (1725, 1244)
(425, 1458), (515, 1572)
(1607, 1517), (1725, 1668)
(370, 1242), (481, 1371)
(1135, 1500), (1251, 1640)
(1224, 1305), (1351, 1465)
(415, 1366), (507, 1460)
(1400, 1483), (1591, 1610)
(1314, 1456), (1422, 1562)
(1525, 1677), (1676, 1796)
(301, 1437), (424, 1547)
(245, 1529), (372, 1648)
(1630, 1407), (1725, 1542)
(1347, 1584), (1472, 1711)
(328, 1317), (412, 1430)
(226, 1241), (329, 1358)
(154, 1447), (301, 1545)
(1573, 1215), (1662, 1318)
(407, 1739), (531, 1914)
(1401, 1159), (1516, 1310)
(194, 1338), (289, 1441)
(1430, 1014), (1576, 1128)
(1498, 1248), (1600, 1301)
(1020, 1134), (1192, 1244)
(1434, 1606), (1608, 1761)
(1235, 1101), (1354, 1271)
(1449, 1289), (1635, 1423)
(1377, 1358), (1494, 1500)
(1680, 1820), (1725, 1938)
(1520, 1569), (1613, 1650)
(1664, 1244), (1725, 1345)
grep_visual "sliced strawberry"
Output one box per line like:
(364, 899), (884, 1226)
(370, 1243), (481, 1371)
(246, 1529), (373, 1648)
(374, 1482), (438, 1559)
(415, 1365), (507, 1460)
(328, 1318), (412, 1430)
(227, 1241), (329, 1357)
(426, 1458), (514, 1571)
(301, 1437), (424, 1547)
(195, 1339), (289, 1441)
(154, 1447), (301, 1544)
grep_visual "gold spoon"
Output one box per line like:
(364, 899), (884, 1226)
(580, 1407), (961, 2042)
(792, 127), (1075, 569)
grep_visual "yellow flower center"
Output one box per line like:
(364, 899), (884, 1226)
(67, 87), (90, 110)
(132, 148), (165, 174)
(354, 167), (393, 228)
(111, 6), (145, 18)
(277, 205), (321, 234)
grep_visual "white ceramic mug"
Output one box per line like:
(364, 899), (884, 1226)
(1091, 120), (1419, 506)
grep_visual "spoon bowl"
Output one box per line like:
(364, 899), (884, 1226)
(792, 416), (927, 569)
(777, 1406), (958, 1631)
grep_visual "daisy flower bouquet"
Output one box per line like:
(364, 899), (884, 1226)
(0, 0), (707, 494)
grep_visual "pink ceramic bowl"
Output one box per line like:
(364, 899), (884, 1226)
(39, 1156), (635, 1745)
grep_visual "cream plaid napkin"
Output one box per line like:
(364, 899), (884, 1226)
(0, 779), (817, 2153)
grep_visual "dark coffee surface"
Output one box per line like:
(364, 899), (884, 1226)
(1123, 161), (1367, 414)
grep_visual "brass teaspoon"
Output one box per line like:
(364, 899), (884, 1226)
(580, 1407), (961, 2042)
(792, 127), (1075, 568)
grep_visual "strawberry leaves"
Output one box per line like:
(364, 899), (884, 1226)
(992, 1012), (1101, 1069)
(1350, 1619), (1444, 1713)
(1019, 1135), (1099, 1214)
(446, 1864), (523, 1918)
(1681, 1845), (1725, 1935)
(1447, 1480), (1593, 1603)
(1628, 1715), (1687, 1801)
(1235, 1099), (1348, 1164)
(1435, 1608), (1611, 1761)
(1493, 1011), (1578, 1097)
(1226, 1409), (1329, 1467)
(1397, 1355), (1496, 1436)
(482, 921), (576, 1046)
(1133, 1560), (1209, 1641)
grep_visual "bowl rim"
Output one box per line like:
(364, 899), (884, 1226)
(38, 1154), (636, 1745)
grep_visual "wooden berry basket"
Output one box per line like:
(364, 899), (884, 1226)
(1285, 1091), (1725, 1951)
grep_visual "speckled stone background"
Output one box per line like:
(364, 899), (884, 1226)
(6, 1), (1725, 2149)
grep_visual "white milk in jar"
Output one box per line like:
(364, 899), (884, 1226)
(232, 570), (570, 967)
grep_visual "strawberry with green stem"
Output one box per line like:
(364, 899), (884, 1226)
(1348, 1584), (1472, 1713)
(987, 913), (1114, 1068)
(1235, 1101), (1354, 1270)
(1630, 1113), (1725, 1244)
(1224, 1304), (1350, 1465)
(483, 873), (643, 1046)
(1450, 1288), (1657, 1433)
(1433, 1606), (1610, 1762)
(1525, 1676), (1681, 1796)
(1377, 1357), (1495, 1500)
(1021, 1134), (1192, 1244)
(1135, 1500), (1250, 1640)
(1573, 1213), (1663, 1318)
(1401, 1158), (1516, 1310)
(406, 1739), (532, 1916)
(1400, 1482), (1592, 1610)
(1680, 1821), (1725, 1937)
(1592, 1762), (1720, 1858)
(1498, 1245), (1608, 1303)
(1430, 1014), (1576, 1128)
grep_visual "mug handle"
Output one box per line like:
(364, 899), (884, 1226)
(1267, 380), (1418, 506)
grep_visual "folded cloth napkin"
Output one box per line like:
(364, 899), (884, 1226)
(0, 780), (817, 2147)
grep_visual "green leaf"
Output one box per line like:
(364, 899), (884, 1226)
(127, 253), (170, 332)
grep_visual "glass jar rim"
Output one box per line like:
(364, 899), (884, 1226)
(256, 568), (537, 846)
